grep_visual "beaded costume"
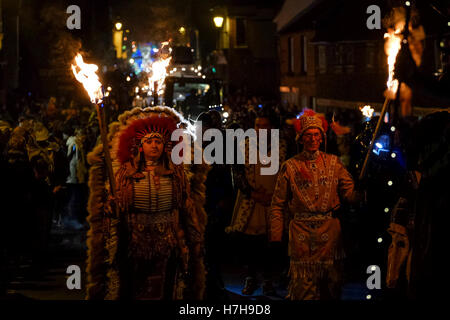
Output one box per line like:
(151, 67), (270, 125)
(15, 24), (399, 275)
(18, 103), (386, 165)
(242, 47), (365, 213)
(86, 107), (206, 300)
(270, 110), (356, 300)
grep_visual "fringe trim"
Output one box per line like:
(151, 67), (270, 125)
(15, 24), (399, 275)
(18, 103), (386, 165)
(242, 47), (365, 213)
(288, 248), (346, 279)
(287, 257), (344, 299)
(86, 144), (121, 300)
(85, 144), (109, 300)
(184, 162), (210, 300)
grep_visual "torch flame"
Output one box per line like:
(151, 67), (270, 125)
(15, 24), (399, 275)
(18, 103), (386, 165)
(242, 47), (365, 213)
(71, 54), (103, 104)
(384, 23), (404, 95)
(148, 56), (172, 96)
(360, 105), (375, 119)
(148, 41), (172, 97)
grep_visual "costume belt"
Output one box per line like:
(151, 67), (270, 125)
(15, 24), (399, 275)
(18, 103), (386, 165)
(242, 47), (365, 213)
(293, 206), (340, 221)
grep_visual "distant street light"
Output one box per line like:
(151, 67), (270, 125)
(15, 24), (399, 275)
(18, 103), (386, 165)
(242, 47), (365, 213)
(115, 22), (123, 31)
(179, 26), (186, 34)
(213, 16), (224, 28)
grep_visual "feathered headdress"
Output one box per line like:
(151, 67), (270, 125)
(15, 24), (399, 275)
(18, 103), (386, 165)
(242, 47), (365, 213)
(114, 106), (188, 165)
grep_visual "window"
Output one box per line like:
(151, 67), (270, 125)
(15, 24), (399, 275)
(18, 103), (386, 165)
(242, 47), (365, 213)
(301, 36), (308, 73)
(301, 95), (308, 108)
(318, 45), (326, 74)
(288, 37), (294, 73)
(333, 45), (344, 74)
(236, 18), (247, 47)
(344, 46), (354, 65)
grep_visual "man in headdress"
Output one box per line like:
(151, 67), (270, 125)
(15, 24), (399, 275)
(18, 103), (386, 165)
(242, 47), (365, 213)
(270, 110), (358, 300)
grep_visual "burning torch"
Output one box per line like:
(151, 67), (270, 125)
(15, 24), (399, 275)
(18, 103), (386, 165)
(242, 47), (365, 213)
(71, 54), (117, 203)
(148, 41), (172, 105)
(358, 3), (412, 181)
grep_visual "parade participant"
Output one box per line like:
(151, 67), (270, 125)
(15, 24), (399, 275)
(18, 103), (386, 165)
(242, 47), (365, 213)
(86, 106), (205, 300)
(195, 111), (234, 300)
(226, 109), (287, 296)
(384, 8), (449, 299)
(64, 127), (88, 230)
(270, 109), (357, 300)
(5, 119), (58, 276)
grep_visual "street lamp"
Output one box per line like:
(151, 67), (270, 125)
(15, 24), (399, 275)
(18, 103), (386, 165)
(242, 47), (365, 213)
(115, 22), (123, 31)
(213, 16), (224, 28)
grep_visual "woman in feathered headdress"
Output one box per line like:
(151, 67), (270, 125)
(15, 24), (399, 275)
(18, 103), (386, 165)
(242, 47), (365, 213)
(86, 106), (206, 300)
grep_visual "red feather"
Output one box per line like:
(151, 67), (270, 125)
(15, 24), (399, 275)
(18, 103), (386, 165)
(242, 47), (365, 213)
(294, 109), (328, 134)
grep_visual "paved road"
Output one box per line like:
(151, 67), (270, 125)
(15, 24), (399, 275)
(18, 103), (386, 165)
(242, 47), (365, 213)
(2, 226), (369, 301)
(3, 227), (86, 300)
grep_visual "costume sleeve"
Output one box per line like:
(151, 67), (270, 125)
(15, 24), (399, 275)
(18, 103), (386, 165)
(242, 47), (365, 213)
(85, 145), (108, 300)
(278, 138), (288, 165)
(270, 162), (290, 242)
(180, 164), (208, 299)
(336, 158), (355, 203)
(232, 164), (253, 197)
(232, 138), (254, 197)
(181, 165), (207, 244)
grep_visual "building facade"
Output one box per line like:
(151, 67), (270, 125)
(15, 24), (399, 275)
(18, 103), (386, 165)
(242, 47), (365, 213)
(275, 0), (448, 114)
(211, 0), (282, 100)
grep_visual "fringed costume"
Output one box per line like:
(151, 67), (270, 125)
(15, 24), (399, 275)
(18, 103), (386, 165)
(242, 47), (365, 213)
(86, 106), (206, 300)
(270, 110), (356, 300)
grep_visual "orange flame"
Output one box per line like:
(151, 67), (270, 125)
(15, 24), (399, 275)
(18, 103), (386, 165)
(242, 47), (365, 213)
(148, 41), (172, 97)
(148, 56), (172, 96)
(71, 54), (103, 104)
(360, 105), (375, 119)
(384, 23), (404, 95)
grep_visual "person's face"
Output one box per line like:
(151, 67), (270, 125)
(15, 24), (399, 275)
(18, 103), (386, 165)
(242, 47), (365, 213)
(300, 128), (323, 153)
(142, 137), (164, 161)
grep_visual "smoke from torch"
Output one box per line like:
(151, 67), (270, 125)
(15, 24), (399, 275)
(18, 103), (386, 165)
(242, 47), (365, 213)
(71, 53), (104, 104)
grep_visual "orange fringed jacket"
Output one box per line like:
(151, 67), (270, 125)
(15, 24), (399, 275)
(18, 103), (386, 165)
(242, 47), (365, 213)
(270, 151), (355, 242)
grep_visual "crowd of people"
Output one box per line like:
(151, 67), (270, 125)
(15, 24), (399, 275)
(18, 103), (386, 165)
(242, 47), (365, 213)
(0, 81), (446, 300)
(0, 94), (103, 293)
